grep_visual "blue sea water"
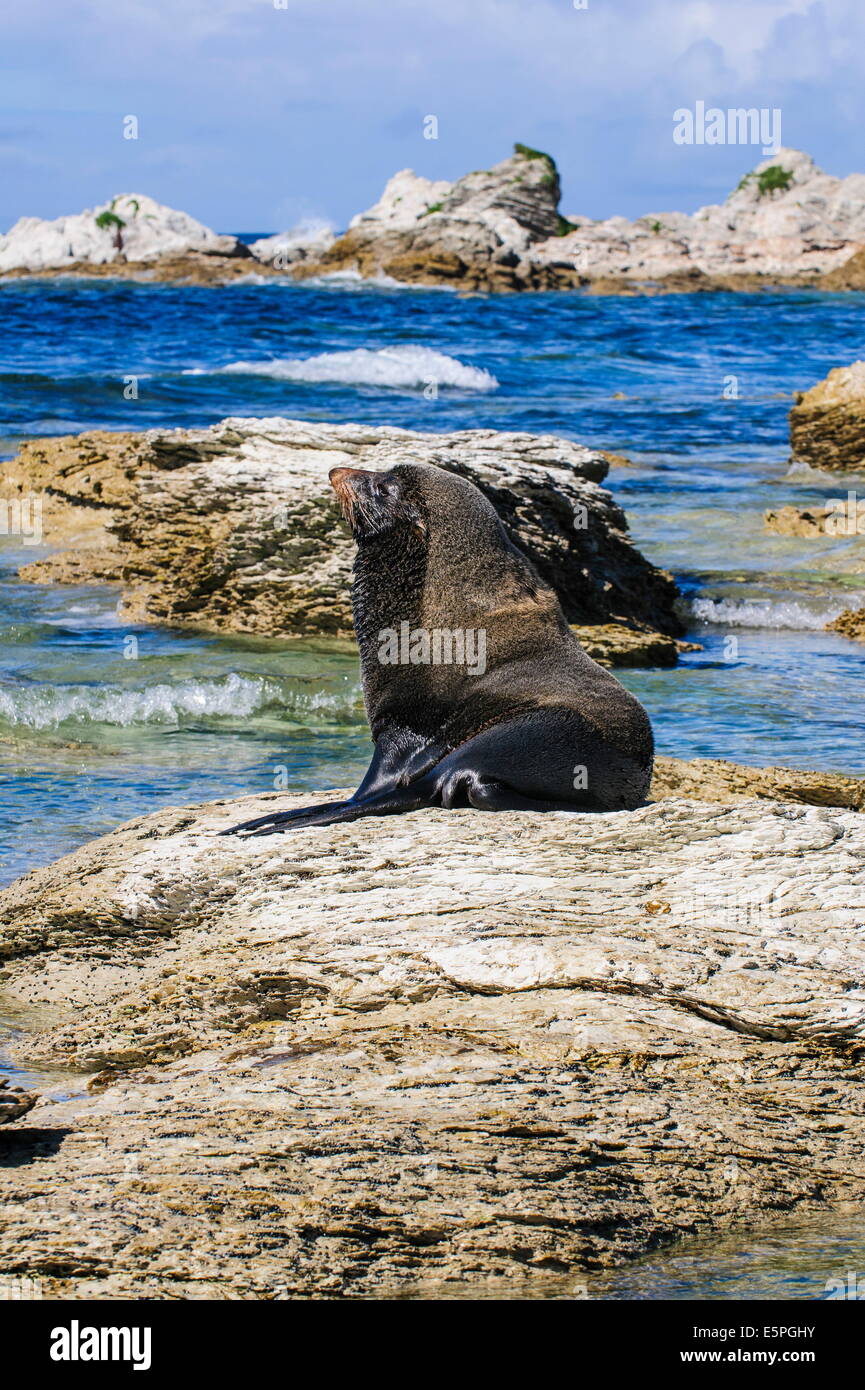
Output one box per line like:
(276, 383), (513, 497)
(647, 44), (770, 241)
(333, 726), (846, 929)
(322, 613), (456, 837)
(1, 277), (864, 895)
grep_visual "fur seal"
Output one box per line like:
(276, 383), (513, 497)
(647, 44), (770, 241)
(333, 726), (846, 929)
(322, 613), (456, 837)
(224, 462), (654, 835)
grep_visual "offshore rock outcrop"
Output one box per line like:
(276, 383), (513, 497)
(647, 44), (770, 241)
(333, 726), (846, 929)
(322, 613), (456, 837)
(790, 361), (865, 472)
(6, 145), (865, 292)
(294, 145), (575, 292)
(0, 193), (251, 274)
(293, 146), (865, 293)
(7, 417), (682, 642)
(0, 787), (863, 1297)
(543, 147), (865, 287)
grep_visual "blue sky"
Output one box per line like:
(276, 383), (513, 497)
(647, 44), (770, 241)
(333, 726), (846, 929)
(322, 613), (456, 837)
(2, 0), (863, 234)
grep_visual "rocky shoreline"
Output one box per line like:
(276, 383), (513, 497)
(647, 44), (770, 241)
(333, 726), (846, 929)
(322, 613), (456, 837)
(3, 145), (865, 294)
(0, 765), (863, 1297)
(5, 417), (684, 660)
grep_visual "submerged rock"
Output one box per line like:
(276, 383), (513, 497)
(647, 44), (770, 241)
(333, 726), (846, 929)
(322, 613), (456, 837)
(9, 417), (682, 641)
(0, 786), (863, 1296)
(0, 193), (250, 272)
(790, 361), (865, 472)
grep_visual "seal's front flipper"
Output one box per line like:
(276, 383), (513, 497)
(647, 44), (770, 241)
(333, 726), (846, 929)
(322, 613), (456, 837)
(219, 782), (433, 837)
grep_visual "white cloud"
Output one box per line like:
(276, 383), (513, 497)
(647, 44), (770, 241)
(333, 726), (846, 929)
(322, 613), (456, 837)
(1, 0), (862, 228)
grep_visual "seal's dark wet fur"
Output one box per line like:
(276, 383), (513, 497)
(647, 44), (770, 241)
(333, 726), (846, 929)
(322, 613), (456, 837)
(223, 462), (654, 835)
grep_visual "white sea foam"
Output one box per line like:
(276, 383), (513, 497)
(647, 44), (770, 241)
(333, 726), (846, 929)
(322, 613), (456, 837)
(189, 345), (498, 391)
(689, 596), (856, 630)
(0, 672), (361, 730)
(301, 268), (413, 290)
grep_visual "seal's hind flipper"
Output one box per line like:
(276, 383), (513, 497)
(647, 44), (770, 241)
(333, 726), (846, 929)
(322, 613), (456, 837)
(219, 783), (432, 837)
(217, 799), (351, 837)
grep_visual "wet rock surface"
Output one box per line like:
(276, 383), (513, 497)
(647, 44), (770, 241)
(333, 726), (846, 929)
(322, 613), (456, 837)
(763, 506), (828, 538)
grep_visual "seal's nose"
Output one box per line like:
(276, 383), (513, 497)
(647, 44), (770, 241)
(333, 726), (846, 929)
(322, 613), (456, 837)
(328, 466), (368, 498)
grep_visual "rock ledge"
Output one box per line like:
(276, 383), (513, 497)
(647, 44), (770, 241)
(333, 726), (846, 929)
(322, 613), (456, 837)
(0, 785), (863, 1298)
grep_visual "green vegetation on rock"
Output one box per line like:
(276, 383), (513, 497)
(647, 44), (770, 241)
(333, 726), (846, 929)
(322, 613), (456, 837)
(514, 142), (557, 170)
(95, 210), (125, 232)
(736, 165), (794, 198)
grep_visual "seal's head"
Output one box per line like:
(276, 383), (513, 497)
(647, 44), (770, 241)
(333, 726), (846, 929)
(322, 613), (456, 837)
(330, 461), (563, 717)
(329, 461), (555, 603)
(329, 465), (426, 540)
(328, 461), (516, 558)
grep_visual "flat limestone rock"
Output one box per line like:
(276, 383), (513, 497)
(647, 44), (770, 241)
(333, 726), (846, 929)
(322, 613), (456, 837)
(0, 787), (863, 1297)
(9, 416), (681, 639)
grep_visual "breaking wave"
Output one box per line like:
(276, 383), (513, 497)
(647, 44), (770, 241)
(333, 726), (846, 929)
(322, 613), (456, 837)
(191, 345), (499, 391)
(0, 672), (362, 730)
(688, 596), (856, 631)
